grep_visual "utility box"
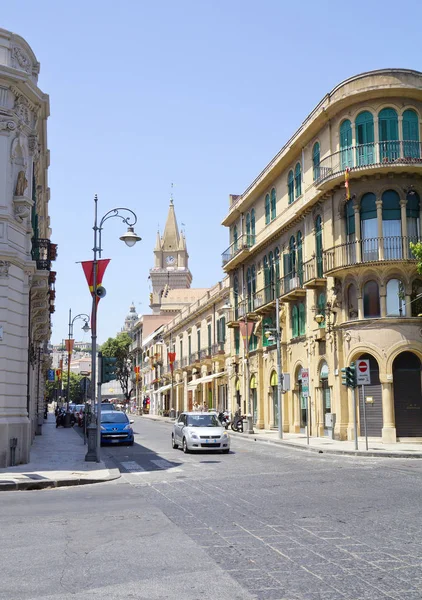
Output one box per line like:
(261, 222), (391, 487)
(282, 373), (291, 392)
(325, 413), (336, 439)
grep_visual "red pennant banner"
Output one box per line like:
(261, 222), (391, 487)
(65, 339), (75, 354)
(239, 321), (255, 351)
(168, 352), (176, 372)
(81, 259), (110, 296)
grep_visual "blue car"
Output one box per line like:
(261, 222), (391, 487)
(100, 410), (134, 446)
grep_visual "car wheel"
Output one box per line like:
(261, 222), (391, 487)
(172, 434), (178, 449)
(182, 437), (189, 453)
(222, 449), (230, 454)
(128, 441), (134, 446)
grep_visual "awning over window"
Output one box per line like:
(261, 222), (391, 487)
(270, 371), (277, 386)
(156, 383), (172, 394)
(250, 374), (257, 389)
(187, 372), (225, 389)
(235, 378), (240, 391)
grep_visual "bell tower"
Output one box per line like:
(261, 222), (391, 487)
(149, 200), (192, 314)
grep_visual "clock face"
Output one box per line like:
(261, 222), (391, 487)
(166, 255), (175, 265)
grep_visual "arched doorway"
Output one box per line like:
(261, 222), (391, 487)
(319, 362), (331, 435)
(393, 352), (422, 437)
(297, 366), (307, 433)
(234, 378), (241, 412)
(250, 375), (258, 424)
(270, 371), (278, 428)
(358, 354), (383, 436)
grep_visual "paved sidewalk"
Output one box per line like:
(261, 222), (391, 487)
(140, 413), (422, 458)
(0, 413), (120, 491)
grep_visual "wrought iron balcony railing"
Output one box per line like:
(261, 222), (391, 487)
(211, 343), (225, 355)
(316, 141), (422, 186)
(222, 233), (251, 266)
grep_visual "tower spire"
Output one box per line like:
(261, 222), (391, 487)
(162, 195), (180, 251)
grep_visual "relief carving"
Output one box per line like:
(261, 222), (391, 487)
(12, 46), (32, 74)
(0, 261), (10, 277)
(15, 170), (28, 196)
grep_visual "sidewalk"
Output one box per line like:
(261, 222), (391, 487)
(140, 414), (422, 458)
(0, 413), (121, 491)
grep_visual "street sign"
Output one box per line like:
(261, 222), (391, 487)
(301, 368), (309, 397)
(47, 369), (55, 382)
(356, 359), (371, 385)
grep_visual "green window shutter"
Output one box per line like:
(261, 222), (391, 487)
(299, 303), (306, 336)
(340, 119), (353, 169)
(274, 248), (280, 296)
(270, 188), (276, 220)
(292, 306), (299, 338)
(382, 190), (401, 221)
(289, 236), (296, 276)
(403, 109), (420, 158)
(288, 171), (294, 204)
(297, 231), (303, 285)
(208, 323), (212, 351)
(251, 209), (256, 244)
(379, 108), (399, 161)
(407, 191), (420, 218)
(294, 163), (302, 198)
(355, 111), (374, 166)
(246, 213), (251, 246)
(312, 142), (320, 180)
(247, 267), (252, 312)
(317, 293), (326, 328)
(221, 316), (226, 343)
(346, 199), (355, 236)
(233, 225), (238, 251)
(315, 216), (323, 278)
(197, 330), (201, 351)
(265, 194), (270, 224)
(360, 193), (377, 220)
(188, 336), (191, 356)
(234, 329), (240, 355)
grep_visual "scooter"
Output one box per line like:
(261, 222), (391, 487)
(218, 411), (230, 429)
(230, 411), (244, 433)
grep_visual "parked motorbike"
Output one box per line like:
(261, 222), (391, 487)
(55, 410), (66, 428)
(231, 410), (244, 433)
(218, 411), (230, 429)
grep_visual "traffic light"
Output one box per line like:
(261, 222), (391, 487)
(347, 362), (356, 388)
(100, 353), (117, 383)
(341, 367), (348, 387)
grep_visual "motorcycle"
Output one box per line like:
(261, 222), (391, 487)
(230, 410), (244, 433)
(55, 410), (66, 428)
(218, 411), (230, 429)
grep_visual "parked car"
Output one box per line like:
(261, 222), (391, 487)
(100, 410), (134, 446)
(172, 412), (230, 454)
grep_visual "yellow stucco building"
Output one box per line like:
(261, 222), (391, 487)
(221, 69), (422, 443)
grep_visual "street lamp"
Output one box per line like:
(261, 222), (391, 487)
(263, 292), (284, 440)
(66, 309), (90, 409)
(86, 195), (141, 463)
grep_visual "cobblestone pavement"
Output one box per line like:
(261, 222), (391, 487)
(113, 418), (422, 600)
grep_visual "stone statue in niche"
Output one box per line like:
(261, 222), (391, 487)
(15, 170), (28, 196)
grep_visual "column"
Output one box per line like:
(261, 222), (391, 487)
(357, 292), (364, 320)
(380, 288), (387, 318)
(346, 387), (357, 440)
(381, 381), (396, 443)
(354, 205), (361, 262)
(400, 199), (408, 259)
(405, 293), (412, 318)
(376, 199), (384, 260)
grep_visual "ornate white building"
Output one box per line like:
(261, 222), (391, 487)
(0, 29), (55, 466)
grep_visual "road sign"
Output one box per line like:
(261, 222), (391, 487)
(301, 368), (309, 397)
(356, 359), (371, 385)
(47, 369), (55, 382)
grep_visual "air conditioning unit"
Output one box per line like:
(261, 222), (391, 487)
(289, 276), (299, 291)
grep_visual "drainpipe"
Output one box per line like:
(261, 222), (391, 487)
(26, 290), (31, 417)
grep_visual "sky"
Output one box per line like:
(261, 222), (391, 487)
(2, 0), (422, 345)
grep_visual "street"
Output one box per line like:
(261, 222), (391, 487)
(1, 417), (422, 600)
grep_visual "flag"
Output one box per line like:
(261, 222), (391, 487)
(81, 259), (110, 301)
(345, 167), (351, 200)
(65, 339), (74, 355)
(168, 352), (176, 372)
(239, 321), (255, 351)
(134, 365), (140, 382)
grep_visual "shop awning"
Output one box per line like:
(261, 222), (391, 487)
(156, 383), (172, 394)
(187, 372), (225, 389)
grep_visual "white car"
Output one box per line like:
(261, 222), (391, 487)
(172, 412), (230, 454)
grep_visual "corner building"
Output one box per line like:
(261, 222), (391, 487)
(222, 69), (422, 443)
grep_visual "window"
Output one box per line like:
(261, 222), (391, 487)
(355, 111), (374, 166)
(382, 190), (402, 259)
(270, 187), (276, 220)
(379, 108), (399, 161)
(403, 109), (420, 158)
(207, 323), (212, 354)
(274, 247), (280, 297)
(264, 255), (270, 303)
(340, 119), (353, 169)
(251, 209), (256, 244)
(294, 162), (302, 198)
(197, 327), (201, 351)
(407, 191), (420, 242)
(233, 225), (238, 251)
(246, 213), (251, 246)
(269, 251), (275, 301)
(234, 328), (240, 355)
(345, 199), (355, 240)
(299, 302), (306, 336)
(363, 280), (380, 318)
(251, 265), (256, 308)
(247, 267), (252, 312)
(217, 316), (226, 344)
(288, 170), (294, 204)
(386, 279), (404, 316)
(360, 193), (377, 261)
(188, 335), (192, 357)
(234, 274), (239, 319)
(180, 339), (183, 360)
(411, 279), (422, 317)
(292, 305), (299, 338)
(312, 142), (320, 180)
(265, 194), (270, 225)
(297, 231), (303, 285)
(315, 216), (323, 278)
(347, 283), (358, 319)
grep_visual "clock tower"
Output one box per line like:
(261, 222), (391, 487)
(149, 199), (192, 314)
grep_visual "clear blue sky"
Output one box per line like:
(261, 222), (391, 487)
(2, 0), (422, 345)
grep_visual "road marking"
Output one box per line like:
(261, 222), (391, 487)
(151, 459), (183, 473)
(121, 461), (146, 473)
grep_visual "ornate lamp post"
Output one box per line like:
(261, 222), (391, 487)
(86, 195), (141, 463)
(66, 309), (90, 409)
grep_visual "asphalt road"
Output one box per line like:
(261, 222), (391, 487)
(2, 416), (422, 600)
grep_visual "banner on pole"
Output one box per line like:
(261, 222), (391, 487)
(239, 321), (255, 350)
(65, 339), (75, 354)
(47, 369), (55, 381)
(168, 352), (176, 372)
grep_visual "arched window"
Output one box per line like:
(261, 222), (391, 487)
(347, 283), (358, 319)
(407, 191), (420, 242)
(379, 108), (399, 161)
(312, 142), (320, 181)
(270, 188), (276, 220)
(345, 199), (356, 241)
(340, 119), (353, 169)
(246, 213), (251, 247)
(382, 190), (402, 259)
(264, 255), (270, 303)
(386, 279), (404, 316)
(360, 193), (377, 261)
(274, 247), (280, 296)
(289, 235), (296, 278)
(295, 162), (302, 198)
(403, 109), (420, 158)
(298, 302), (306, 336)
(411, 279), (422, 317)
(247, 267), (252, 312)
(317, 292), (326, 328)
(265, 194), (270, 225)
(233, 274), (239, 319)
(233, 225), (238, 251)
(315, 215), (323, 278)
(251, 265), (256, 306)
(297, 231), (303, 285)
(288, 170), (294, 204)
(363, 280), (380, 318)
(355, 111), (374, 166)
(251, 209), (256, 245)
(292, 305), (299, 338)
(269, 251), (274, 300)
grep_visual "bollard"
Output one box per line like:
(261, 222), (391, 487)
(9, 437), (17, 466)
(85, 423), (97, 462)
(245, 414), (254, 435)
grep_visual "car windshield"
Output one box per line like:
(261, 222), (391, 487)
(101, 412), (128, 424)
(186, 414), (221, 427)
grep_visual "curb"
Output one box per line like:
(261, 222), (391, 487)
(231, 432), (422, 459)
(0, 467), (121, 491)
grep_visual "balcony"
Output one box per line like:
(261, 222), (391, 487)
(222, 234), (251, 270)
(189, 352), (201, 366)
(315, 141), (422, 190)
(324, 236), (421, 274)
(211, 343), (225, 356)
(302, 256), (326, 289)
(280, 273), (306, 301)
(200, 348), (212, 362)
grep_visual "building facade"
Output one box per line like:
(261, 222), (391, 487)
(222, 69), (422, 443)
(0, 29), (55, 465)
